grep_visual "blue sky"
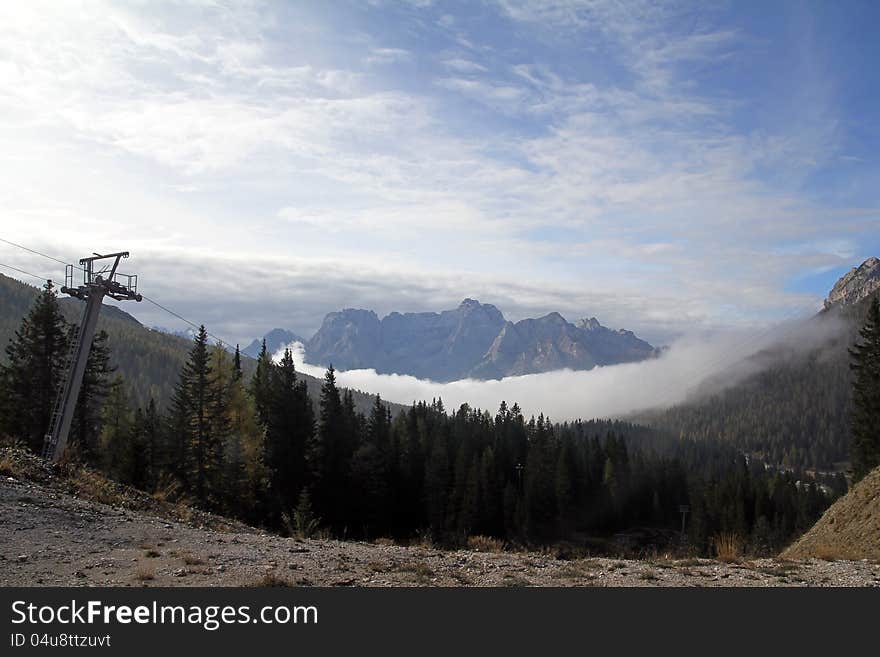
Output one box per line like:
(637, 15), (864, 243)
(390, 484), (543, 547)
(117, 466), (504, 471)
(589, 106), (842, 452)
(0, 0), (878, 346)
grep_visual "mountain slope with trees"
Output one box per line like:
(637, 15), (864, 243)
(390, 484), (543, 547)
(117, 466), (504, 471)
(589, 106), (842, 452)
(0, 273), (400, 416)
(639, 260), (880, 474)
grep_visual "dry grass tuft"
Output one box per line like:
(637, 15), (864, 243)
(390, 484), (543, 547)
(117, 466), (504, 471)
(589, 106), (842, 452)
(151, 476), (183, 505)
(397, 562), (434, 583)
(249, 572), (293, 587)
(67, 467), (121, 506)
(467, 535), (505, 553)
(501, 573), (531, 587)
(674, 557), (703, 568)
(451, 570), (474, 585)
(135, 563), (155, 581)
(713, 533), (744, 563)
(552, 562), (599, 580)
(0, 455), (15, 477)
(179, 552), (204, 566)
(414, 529), (434, 550)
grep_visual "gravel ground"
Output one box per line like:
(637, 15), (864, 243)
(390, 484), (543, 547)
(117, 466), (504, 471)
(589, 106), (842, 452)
(2, 474), (880, 587)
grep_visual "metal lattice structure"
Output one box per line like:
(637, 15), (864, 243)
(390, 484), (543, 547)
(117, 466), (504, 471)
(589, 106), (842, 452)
(42, 252), (142, 463)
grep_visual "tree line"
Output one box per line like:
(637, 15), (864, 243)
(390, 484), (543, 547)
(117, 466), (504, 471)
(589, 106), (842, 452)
(4, 283), (876, 555)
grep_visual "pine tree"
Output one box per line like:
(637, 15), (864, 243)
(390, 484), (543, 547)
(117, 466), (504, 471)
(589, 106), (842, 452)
(168, 326), (221, 506)
(524, 415), (556, 537)
(290, 487), (320, 538)
(425, 430), (450, 539)
(0, 281), (69, 452)
(100, 377), (135, 483)
(232, 344), (242, 382)
(250, 339), (272, 428)
(349, 395), (392, 537)
(206, 344), (259, 518)
(264, 348), (313, 521)
(142, 397), (161, 490)
(555, 438), (576, 536)
(127, 406), (150, 490)
(204, 345), (232, 502)
(367, 394), (390, 450)
(312, 366), (353, 532)
(165, 375), (192, 488)
(849, 296), (880, 481)
(477, 447), (499, 535)
(70, 330), (115, 463)
(224, 362), (266, 521)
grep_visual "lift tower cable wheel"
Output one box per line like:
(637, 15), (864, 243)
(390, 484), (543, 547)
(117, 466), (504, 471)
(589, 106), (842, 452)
(42, 251), (142, 463)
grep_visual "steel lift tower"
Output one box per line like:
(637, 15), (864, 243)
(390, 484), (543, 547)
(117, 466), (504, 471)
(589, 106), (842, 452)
(42, 252), (142, 463)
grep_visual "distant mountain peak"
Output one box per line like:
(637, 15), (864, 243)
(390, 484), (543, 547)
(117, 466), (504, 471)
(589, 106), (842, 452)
(576, 317), (602, 331)
(457, 297), (502, 317)
(824, 257), (880, 309)
(544, 311), (566, 322)
(241, 328), (306, 359)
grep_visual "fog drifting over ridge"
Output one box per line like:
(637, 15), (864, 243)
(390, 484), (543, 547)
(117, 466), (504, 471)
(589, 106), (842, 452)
(271, 313), (844, 421)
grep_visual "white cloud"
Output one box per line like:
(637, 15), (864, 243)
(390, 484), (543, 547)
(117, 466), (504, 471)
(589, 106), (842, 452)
(442, 57), (488, 73)
(366, 48), (411, 65)
(0, 0), (869, 352)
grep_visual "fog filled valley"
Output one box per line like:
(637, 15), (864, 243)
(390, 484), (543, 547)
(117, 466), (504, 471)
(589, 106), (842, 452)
(280, 310), (848, 423)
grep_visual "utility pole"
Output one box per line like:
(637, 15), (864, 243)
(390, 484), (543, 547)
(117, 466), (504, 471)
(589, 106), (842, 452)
(42, 252), (141, 463)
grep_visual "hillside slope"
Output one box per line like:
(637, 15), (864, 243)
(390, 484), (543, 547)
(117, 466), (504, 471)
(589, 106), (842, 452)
(782, 466), (880, 561)
(0, 274), (402, 416)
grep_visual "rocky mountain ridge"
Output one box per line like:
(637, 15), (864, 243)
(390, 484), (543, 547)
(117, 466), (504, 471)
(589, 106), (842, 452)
(824, 256), (880, 309)
(253, 298), (658, 381)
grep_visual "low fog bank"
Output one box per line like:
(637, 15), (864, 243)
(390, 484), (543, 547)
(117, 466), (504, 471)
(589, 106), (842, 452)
(272, 312), (846, 421)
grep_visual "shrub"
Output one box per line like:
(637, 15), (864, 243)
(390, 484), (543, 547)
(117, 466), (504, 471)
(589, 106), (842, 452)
(713, 533), (743, 563)
(397, 562), (434, 583)
(282, 489), (321, 539)
(249, 572), (293, 587)
(180, 551), (204, 566)
(151, 474), (183, 504)
(467, 535), (505, 552)
(135, 563), (155, 581)
(414, 529), (434, 549)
